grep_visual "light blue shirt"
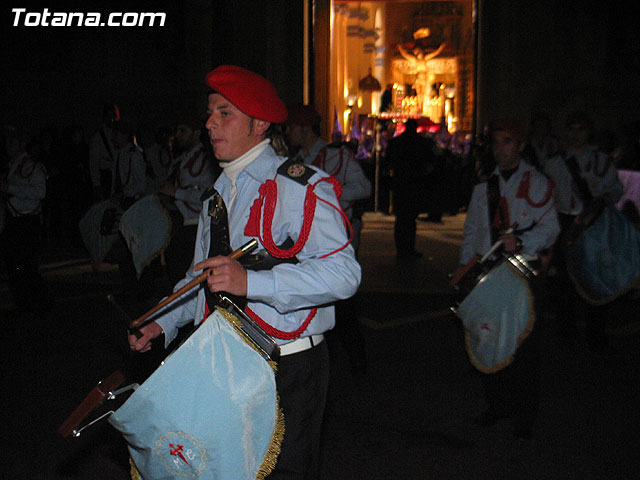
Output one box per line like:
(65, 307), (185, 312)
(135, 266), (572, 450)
(460, 161), (560, 265)
(543, 146), (623, 215)
(294, 139), (371, 219)
(155, 144), (361, 347)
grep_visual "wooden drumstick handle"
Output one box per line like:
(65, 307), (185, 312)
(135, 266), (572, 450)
(129, 239), (258, 329)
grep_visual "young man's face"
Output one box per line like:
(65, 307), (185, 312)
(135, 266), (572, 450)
(205, 93), (268, 162)
(492, 130), (522, 170)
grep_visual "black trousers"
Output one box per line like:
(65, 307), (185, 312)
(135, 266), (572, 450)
(479, 278), (545, 431)
(268, 341), (330, 480)
(393, 192), (422, 255)
(480, 325), (541, 430)
(550, 214), (609, 350)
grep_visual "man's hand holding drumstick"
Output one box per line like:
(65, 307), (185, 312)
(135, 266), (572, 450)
(128, 240), (257, 352)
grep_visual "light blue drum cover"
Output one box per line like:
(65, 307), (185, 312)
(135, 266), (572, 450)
(109, 308), (282, 479)
(119, 195), (172, 277)
(455, 261), (535, 373)
(566, 205), (640, 305)
(78, 200), (121, 265)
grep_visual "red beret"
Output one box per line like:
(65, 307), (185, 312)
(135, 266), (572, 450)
(287, 104), (321, 127)
(205, 65), (288, 124)
(489, 118), (524, 141)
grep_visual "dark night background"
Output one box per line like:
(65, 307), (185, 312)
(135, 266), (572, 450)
(1, 0), (304, 136)
(3, 0), (640, 138)
(2, 2), (640, 478)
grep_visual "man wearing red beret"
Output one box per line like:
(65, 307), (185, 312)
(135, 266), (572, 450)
(129, 66), (361, 478)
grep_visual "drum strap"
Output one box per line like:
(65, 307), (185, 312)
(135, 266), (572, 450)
(204, 189), (235, 311)
(565, 156), (594, 205)
(487, 174), (505, 245)
(203, 188), (301, 326)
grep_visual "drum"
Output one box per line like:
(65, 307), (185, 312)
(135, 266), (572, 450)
(79, 199), (122, 265)
(119, 195), (172, 277)
(109, 307), (282, 480)
(452, 257), (536, 374)
(565, 203), (640, 305)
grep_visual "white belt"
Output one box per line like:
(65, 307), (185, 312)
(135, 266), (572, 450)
(279, 334), (325, 356)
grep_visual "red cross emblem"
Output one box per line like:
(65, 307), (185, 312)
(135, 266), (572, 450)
(169, 443), (189, 465)
(480, 323), (490, 330)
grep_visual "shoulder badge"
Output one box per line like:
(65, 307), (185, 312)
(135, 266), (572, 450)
(277, 158), (316, 186)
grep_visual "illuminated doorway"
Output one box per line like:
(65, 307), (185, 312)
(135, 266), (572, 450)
(328, 1), (475, 138)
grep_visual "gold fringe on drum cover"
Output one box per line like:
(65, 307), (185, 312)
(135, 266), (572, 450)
(128, 306), (285, 480)
(463, 261), (536, 374)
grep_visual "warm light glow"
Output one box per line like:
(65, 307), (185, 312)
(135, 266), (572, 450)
(371, 94), (379, 114)
(413, 27), (430, 39)
(329, 1), (474, 139)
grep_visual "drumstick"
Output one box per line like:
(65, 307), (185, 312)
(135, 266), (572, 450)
(129, 239), (259, 329)
(480, 239), (503, 264)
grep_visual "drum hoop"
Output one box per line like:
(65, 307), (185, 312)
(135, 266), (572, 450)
(216, 307), (279, 372)
(456, 253), (535, 299)
(463, 261), (536, 374)
(504, 253), (538, 280)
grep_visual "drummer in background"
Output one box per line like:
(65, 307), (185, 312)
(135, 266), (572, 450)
(285, 104), (371, 251)
(129, 65), (361, 479)
(543, 112), (623, 353)
(159, 116), (216, 287)
(285, 104), (371, 375)
(103, 122), (148, 305)
(89, 103), (119, 201)
(1, 126), (49, 310)
(138, 124), (173, 195)
(112, 122), (146, 210)
(454, 118), (560, 440)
